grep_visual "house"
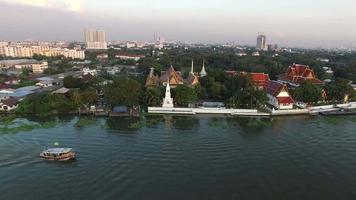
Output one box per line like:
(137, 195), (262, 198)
(83, 67), (98, 76)
(10, 86), (41, 99)
(252, 52), (260, 57)
(115, 54), (145, 61)
(266, 81), (294, 110)
(96, 54), (108, 59)
(278, 64), (323, 87)
(0, 97), (19, 112)
(35, 77), (60, 88)
(159, 66), (184, 88)
(4, 76), (20, 85)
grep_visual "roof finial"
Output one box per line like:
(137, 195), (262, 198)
(200, 59), (207, 77)
(190, 59), (194, 74)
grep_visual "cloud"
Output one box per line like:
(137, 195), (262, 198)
(0, 0), (83, 12)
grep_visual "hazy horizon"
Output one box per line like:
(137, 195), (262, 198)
(0, 0), (355, 48)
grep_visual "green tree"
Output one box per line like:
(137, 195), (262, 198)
(70, 90), (82, 107)
(81, 88), (99, 105)
(293, 81), (322, 104)
(16, 93), (76, 115)
(104, 76), (142, 107)
(63, 76), (85, 89)
(173, 85), (198, 106)
(144, 88), (162, 107)
(325, 78), (354, 102)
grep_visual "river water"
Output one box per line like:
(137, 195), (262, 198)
(1, 115), (356, 200)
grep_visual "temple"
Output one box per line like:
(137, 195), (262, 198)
(145, 67), (159, 88)
(266, 81), (294, 110)
(145, 60), (207, 88)
(186, 60), (200, 87)
(278, 64), (323, 86)
(249, 73), (270, 90)
(225, 71), (270, 90)
(159, 65), (184, 88)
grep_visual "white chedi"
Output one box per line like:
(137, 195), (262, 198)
(162, 81), (174, 108)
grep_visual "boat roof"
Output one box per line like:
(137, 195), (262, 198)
(43, 148), (72, 154)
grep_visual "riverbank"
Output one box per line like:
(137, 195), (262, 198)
(148, 102), (356, 117)
(2, 101), (356, 118)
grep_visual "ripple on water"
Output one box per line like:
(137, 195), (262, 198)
(1, 116), (356, 200)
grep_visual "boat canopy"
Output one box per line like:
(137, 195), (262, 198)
(42, 148), (72, 155)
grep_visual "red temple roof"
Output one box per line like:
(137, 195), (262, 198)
(279, 64), (323, 85)
(249, 73), (270, 88)
(277, 96), (294, 104)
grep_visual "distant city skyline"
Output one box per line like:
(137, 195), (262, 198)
(0, 0), (355, 48)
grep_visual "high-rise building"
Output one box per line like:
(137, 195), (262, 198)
(84, 29), (108, 50)
(256, 34), (267, 51)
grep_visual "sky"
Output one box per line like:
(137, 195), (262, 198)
(0, 0), (355, 48)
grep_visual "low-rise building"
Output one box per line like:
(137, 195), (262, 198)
(14, 61), (48, 73)
(83, 67), (98, 76)
(115, 54), (144, 61)
(35, 77), (60, 88)
(0, 45), (85, 60)
(266, 81), (294, 110)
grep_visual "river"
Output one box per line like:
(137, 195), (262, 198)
(1, 115), (356, 200)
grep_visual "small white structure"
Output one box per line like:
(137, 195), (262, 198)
(162, 81), (174, 108)
(83, 67), (97, 76)
(200, 62), (207, 77)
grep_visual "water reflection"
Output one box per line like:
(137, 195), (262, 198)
(145, 115), (164, 128)
(106, 117), (143, 132)
(227, 117), (272, 135)
(171, 116), (200, 130)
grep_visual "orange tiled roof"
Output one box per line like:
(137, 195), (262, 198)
(279, 64), (323, 85)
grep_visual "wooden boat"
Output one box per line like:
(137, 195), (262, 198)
(40, 148), (76, 161)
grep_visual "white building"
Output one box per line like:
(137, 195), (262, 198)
(14, 61), (48, 74)
(0, 45), (85, 60)
(115, 54), (144, 61)
(256, 34), (267, 51)
(83, 67), (98, 76)
(84, 29), (108, 50)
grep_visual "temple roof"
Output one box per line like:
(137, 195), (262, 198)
(266, 81), (288, 97)
(145, 68), (159, 87)
(160, 66), (184, 85)
(278, 64), (323, 85)
(186, 73), (199, 86)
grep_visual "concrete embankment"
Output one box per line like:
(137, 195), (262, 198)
(148, 107), (270, 116)
(148, 102), (356, 117)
